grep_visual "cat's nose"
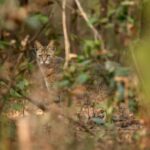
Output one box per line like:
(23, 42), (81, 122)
(45, 60), (50, 64)
(43, 56), (50, 64)
(42, 56), (47, 63)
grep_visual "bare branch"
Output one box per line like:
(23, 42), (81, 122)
(21, 93), (49, 111)
(62, 0), (71, 69)
(75, 0), (105, 50)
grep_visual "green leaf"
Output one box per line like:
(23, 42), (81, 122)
(116, 6), (128, 22)
(28, 63), (34, 71)
(105, 61), (119, 73)
(77, 55), (86, 62)
(91, 117), (105, 125)
(0, 40), (9, 49)
(115, 67), (129, 77)
(83, 40), (100, 58)
(69, 65), (76, 73)
(11, 103), (23, 111)
(117, 83), (125, 101)
(58, 80), (70, 87)
(10, 88), (22, 98)
(16, 79), (29, 90)
(76, 73), (89, 84)
(88, 16), (98, 25)
(26, 14), (49, 29)
(79, 60), (91, 66)
(128, 99), (138, 113)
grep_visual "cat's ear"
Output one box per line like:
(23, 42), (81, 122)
(34, 41), (43, 50)
(47, 40), (55, 49)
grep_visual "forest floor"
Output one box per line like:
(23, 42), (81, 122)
(6, 95), (143, 150)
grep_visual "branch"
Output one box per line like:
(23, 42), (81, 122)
(62, 0), (71, 69)
(20, 93), (49, 111)
(74, 0), (105, 50)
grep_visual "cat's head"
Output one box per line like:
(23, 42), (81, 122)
(35, 41), (55, 65)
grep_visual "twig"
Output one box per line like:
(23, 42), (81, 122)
(74, 0), (105, 50)
(62, 0), (71, 69)
(55, 0), (76, 12)
(20, 93), (49, 111)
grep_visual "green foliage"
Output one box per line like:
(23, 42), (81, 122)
(88, 16), (99, 26)
(76, 73), (89, 84)
(0, 116), (17, 150)
(116, 4), (128, 22)
(6, 77), (29, 112)
(9, 88), (22, 98)
(26, 13), (49, 29)
(0, 40), (9, 49)
(83, 40), (101, 58)
(128, 99), (138, 113)
(116, 82), (125, 102)
(59, 40), (101, 88)
(16, 78), (29, 91)
(11, 103), (23, 111)
(0, 0), (5, 5)
(91, 117), (105, 125)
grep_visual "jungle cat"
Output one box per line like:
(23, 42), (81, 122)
(34, 41), (64, 103)
(35, 40), (61, 65)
